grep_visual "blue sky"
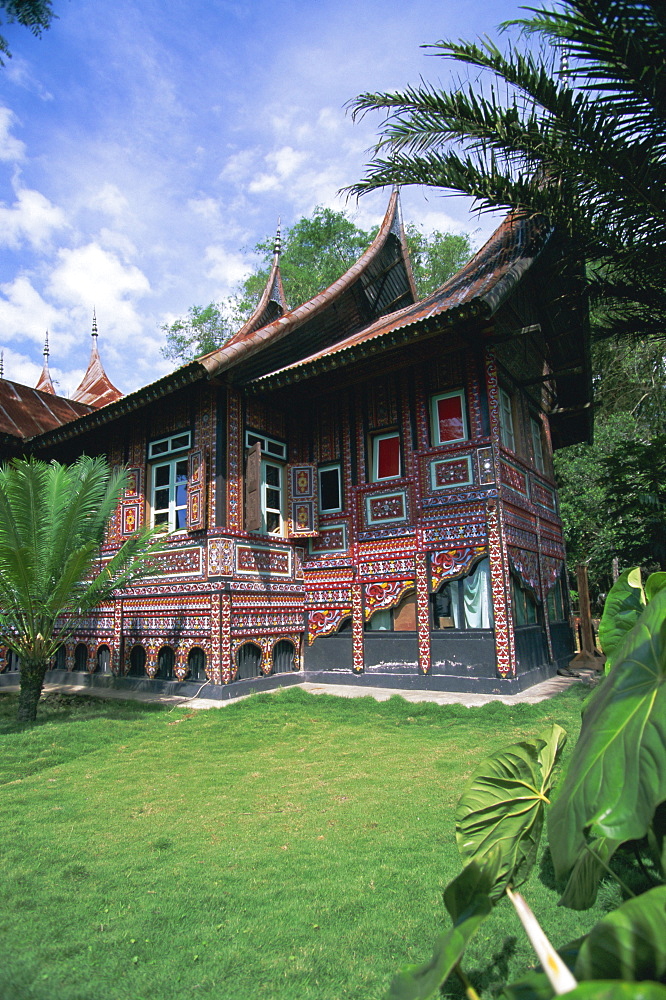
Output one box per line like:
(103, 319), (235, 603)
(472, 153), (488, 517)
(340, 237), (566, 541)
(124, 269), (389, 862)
(0, 0), (523, 396)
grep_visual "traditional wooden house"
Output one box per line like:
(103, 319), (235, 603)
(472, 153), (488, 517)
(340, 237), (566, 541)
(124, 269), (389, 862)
(0, 193), (590, 695)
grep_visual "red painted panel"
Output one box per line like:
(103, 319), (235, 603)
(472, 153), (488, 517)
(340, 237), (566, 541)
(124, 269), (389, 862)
(437, 395), (464, 442)
(377, 434), (400, 479)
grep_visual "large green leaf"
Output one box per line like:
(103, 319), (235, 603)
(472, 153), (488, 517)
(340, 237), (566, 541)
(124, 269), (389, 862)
(502, 939), (584, 1000)
(558, 838), (620, 911)
(575, 886), (666, 983)
(648, 802), (666, 879)
(646, 574), (666, 604)
(456, 724), (566, 896)
(561, 983), (666, 1000)
(548, 588), (666, 879)
(598, 568), (645, 671)
(386, 855), (497, 1000)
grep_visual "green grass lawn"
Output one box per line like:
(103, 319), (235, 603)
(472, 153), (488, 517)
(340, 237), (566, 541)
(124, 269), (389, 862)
(0, 684), (622, 1000)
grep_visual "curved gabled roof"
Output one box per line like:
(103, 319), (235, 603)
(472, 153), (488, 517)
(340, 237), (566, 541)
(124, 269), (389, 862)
(72, 323), (123, 409)
(254, 213), (554, 386)
(197, 189), (416, 384)
(225, 236), (289, 344)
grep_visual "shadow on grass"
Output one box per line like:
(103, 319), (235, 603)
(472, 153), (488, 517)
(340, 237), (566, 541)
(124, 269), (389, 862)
(441, 936), (519, 999)
(0, 690), (169, 734)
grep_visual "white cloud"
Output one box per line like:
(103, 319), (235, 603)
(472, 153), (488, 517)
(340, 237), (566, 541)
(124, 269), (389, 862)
(46, 243), (151, 353)
(204, 245), (252, 296)
(0, 276), (69, 349)
(0, 187), (68, 250)
(248, 145), (310, 194)
(0, 107), (25, 162)
(188, 196), (222, 221)
(87, 183), (130, 220)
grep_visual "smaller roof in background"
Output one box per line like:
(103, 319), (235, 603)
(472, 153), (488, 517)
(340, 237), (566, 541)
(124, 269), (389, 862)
(0, 380), (93, 439)
(72, 314), (123, 408)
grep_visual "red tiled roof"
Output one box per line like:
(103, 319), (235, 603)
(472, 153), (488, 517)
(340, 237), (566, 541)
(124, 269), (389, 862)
(0, 380), (94, 439)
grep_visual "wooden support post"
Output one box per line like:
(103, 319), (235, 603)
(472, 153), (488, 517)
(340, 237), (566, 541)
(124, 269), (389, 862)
(569, 564), (605, 671)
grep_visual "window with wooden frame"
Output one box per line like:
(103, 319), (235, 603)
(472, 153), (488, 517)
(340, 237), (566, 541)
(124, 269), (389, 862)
(318, 463), (342, 513)
(430, 390), (468, 446)
(530, 416), (545, 474)
(148, 430), (192, 532)
(244, 431), (287, 535)
(498, 388), (516, 451)
(371, 431), (401, 482)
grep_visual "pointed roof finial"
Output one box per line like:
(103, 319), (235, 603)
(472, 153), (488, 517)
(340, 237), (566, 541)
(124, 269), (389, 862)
(0, 351), (4, 379)
(72, 314), (123, 408)
(36, 330), (56, 394)
(273, 218), (282, 259)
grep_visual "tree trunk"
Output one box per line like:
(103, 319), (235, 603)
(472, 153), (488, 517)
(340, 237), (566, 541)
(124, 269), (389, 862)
(17, 661), (48, 723)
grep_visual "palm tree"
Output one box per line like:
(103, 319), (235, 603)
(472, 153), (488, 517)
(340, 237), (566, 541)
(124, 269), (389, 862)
(347, 0), (666, 343)
(0, 456), (160, 722)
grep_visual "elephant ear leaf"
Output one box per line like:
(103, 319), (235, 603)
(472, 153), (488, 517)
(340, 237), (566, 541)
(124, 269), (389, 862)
(575, 886), (666, 984)
(386, 853), (496, 1000)
(562, 982), (666, 1000)
(645, 573), (666, 603)
(548, 588), (666, 880)
(455, 724), (566, 897)
(598, 567), (645, 672)
(557, 838), (620, 910)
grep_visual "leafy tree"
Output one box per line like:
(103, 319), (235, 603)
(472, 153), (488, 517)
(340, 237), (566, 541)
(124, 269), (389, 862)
(161, 303), (233, 365)
(348, 0), (666, 345)
(554, 412), (640, 606)
(237, 206), (376, 317)
(404, 223), (473, 298)
(0, 0), (54, 64)
(0, 456), (160, 722)
(162, 207), (474, 364)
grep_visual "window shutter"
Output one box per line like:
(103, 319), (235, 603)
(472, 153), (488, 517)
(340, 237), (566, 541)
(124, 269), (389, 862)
(245, 442), (262, 532)
(287, 464), (318, 537)
(187, 449), (206, 530)
(120, 467), (143, 536)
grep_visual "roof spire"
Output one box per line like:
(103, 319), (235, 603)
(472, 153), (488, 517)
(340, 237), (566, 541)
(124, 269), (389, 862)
(273, 219), (282, 260)
(0, 351), (4, 379)
(72, 312), (123, 408)
(36, 329), (56, 395)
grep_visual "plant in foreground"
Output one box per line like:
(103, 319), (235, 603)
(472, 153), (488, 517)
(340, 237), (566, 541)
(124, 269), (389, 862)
(0, 456), (162, 723)
(386, 571), (666, 999)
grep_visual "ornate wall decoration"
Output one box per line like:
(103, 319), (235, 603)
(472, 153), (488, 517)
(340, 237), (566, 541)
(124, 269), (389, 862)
(430, 455), (473, 491)
(477, 446), (495, 485)
(508, 546), (541, 598)
(430, 546), (487, 590)
(146, 546), (203, 579)
(288, 465), (318, 536)
(187, 448), (206, 530)
(486, 498), (515, 676)
(365, 490), (408, 526)
(541, 556), (564, 594)
(220, 593), (231, 683)
(359, 556), (415, 579)
(352, 584), (364, 672)
(207, 537), (235, 576)
(236, 543), (291, 577)
(307, 607), (352, 644)
(416, 552), (431, 674)
(531, 480), (557, 512)
(364, 579), (414, 619)
(500, 460), (529, 497)
(209, 593), (222, 684)
(227, 391), (243, 530)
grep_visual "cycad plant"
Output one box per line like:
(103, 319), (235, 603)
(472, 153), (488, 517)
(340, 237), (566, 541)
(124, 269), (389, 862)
(348, 0), (666, 343)
(0, 456), (160, 722)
